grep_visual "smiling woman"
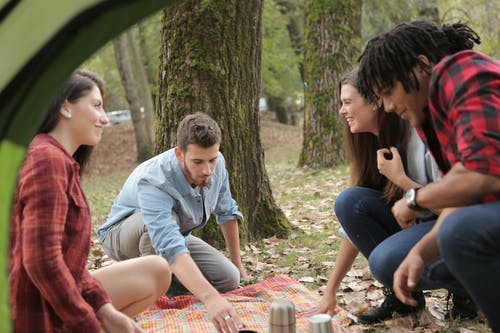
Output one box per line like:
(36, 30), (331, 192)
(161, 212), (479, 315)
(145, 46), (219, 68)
(9, 70), (171, 333)
(0, 1), (180, 331)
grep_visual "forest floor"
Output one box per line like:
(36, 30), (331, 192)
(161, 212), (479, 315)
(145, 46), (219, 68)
(83, 112), (489, 333)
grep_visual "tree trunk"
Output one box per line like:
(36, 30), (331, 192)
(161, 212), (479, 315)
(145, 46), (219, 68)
(299, 0), (361, 168)
(126, 30), (155, 142)
(113, 34), (153, 162)
(267, 96), (289, 124)
(156, 0), (291, 244)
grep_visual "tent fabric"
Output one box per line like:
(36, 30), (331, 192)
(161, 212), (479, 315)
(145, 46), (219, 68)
(0, 1), (180, 331)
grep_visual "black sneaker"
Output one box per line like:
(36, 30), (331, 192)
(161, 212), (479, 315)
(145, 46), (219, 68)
(445, 292), (477, 320)
(356, 288), (425, 324)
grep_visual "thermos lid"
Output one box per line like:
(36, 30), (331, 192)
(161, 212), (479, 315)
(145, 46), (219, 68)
(269, 299), (296, 325)
(307, 313), (333, 333)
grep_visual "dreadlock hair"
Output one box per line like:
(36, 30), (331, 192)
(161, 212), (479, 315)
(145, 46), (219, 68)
(341, 69), (411, 204)
(38, 69), (105, 176)
(357, 20), (481, 101)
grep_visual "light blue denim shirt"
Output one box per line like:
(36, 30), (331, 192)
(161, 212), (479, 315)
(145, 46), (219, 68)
(97, 148), (243, 264)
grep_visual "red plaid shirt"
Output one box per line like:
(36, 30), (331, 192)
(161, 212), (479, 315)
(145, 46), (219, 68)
(9, 134), (110, 332)
(417, 50), (500, 202)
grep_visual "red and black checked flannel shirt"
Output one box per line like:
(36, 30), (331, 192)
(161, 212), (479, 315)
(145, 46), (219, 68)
(9, 134), (110, 332)
(417, 50), (500, 202)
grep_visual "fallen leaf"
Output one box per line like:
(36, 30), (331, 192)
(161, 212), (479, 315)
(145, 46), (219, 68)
(298, 276), (315, 283)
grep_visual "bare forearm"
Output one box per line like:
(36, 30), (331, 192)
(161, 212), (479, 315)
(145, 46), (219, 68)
(416, 163), (500, 210)
(392, 174), (422, 192)
(409, 207), (462, 262)
(170, 254), (221, 302)
(220, 220), (242, 264)
(325, 238), (358, 294)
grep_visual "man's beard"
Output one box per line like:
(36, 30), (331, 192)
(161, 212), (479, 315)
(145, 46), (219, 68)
(183, 159), (211, 187)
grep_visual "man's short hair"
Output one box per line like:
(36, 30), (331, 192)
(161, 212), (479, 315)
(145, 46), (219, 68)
(176, 113), (222, 152)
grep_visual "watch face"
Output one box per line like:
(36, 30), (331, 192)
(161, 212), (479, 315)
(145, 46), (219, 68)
(405, 189), (416, 207)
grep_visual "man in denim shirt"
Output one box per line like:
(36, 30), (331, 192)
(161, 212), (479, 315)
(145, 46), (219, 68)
(98, 113), (247, 332)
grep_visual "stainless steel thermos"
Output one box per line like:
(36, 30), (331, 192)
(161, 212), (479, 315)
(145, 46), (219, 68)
(268, 299), (296, 333)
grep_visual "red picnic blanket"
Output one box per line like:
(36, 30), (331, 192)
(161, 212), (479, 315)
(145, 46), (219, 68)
(136, 274), (352, 332)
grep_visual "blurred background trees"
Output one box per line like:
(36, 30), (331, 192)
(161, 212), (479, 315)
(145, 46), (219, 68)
(81, 0), (498, 173)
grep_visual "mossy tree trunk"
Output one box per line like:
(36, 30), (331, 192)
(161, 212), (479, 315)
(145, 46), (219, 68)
(113, 34), (153, 162)
(299, 0), (361, 168)
(155, 0), (291, 245)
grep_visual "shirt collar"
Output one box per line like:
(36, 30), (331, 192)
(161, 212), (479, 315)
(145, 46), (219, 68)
(33, 133), (80, 171)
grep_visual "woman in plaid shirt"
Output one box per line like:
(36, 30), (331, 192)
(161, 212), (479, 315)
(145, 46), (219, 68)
(9, 70), (171, 332)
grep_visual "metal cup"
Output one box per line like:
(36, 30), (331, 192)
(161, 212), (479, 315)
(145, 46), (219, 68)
(269, 299), (296, 333)
(307, 314), (333, 333)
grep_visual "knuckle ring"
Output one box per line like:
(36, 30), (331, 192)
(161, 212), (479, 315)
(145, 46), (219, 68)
(223, 314), (231, 321)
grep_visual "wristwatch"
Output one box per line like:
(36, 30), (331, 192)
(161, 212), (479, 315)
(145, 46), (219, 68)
(405, 188), (423, 210)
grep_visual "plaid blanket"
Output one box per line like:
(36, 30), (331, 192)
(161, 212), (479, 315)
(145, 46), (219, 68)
(136, 275), (352, 332)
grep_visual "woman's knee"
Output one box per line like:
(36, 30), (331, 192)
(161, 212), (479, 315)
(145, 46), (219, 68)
(143, 255), (171, 296)
(334, 187), (359, 214)
(334, 187), (372, 222)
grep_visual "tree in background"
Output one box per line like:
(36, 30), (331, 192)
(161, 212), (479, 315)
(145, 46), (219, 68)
(262, 0), (303, 125)
(362, 0), (439, 44)
(136, 13), (163, 101)
(114, 34), (153, 161)
(439, 0), (499, 58)
(299, 0), (361, 168)
(126, 30), (155, 142)
(83, 44), (126, 111)
(156, 0), (291, 245)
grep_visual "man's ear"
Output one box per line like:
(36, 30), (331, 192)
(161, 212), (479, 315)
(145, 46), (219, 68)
(174, 146), (183, 162)
(416, 54), (432, 75)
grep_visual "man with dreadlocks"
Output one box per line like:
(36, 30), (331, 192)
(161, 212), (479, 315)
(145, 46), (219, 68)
(356, 20), (500, 331)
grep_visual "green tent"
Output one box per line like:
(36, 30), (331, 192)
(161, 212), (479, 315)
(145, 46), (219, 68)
(0, 1), (179, 330)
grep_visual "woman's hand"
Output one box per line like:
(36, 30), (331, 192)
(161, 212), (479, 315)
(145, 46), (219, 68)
(377, 147), (406, 185)
(97, 303), (144, 333)
(302, 293), (337, 317)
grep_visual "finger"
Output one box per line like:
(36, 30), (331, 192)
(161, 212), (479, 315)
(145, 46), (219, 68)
(228, 310), (244, 332)
(407, 264), (422, 290)
(395, 267), (418, 306)
(376, 148), (388, 161)
(221, 315), (235, 333)
(212, 317), (223, 333)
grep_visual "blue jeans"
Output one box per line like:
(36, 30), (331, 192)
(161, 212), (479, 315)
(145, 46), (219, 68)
(334, 187), (401, 259)
(335, 187), (464, 293)
(438, 202), (500, 332)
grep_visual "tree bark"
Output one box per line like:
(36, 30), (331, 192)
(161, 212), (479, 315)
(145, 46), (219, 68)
(113, 34), (153, 162)
(299, 0), (361, 168)
(126, 30), (155, 142)
(156, 0), (291, 244)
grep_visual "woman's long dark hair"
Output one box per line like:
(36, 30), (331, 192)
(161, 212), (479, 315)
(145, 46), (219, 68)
(341, 69), (411, 204)
(38, 69), (105, 176)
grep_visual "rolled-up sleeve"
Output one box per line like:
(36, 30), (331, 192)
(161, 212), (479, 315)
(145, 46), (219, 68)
(137, 178), (189, 264)
(214, 162), (243, 225)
